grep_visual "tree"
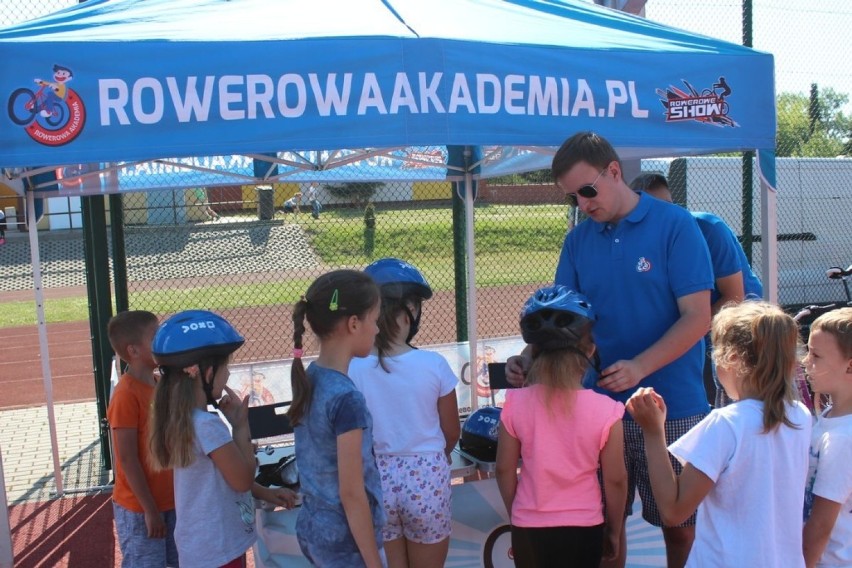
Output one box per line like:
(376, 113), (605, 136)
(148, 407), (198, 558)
(325, 182), (383, 206)
(487, 169), (552, 185)
(776, 86), (852, 157)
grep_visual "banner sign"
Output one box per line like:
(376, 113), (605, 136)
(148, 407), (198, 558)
(1, 40), (775, 168)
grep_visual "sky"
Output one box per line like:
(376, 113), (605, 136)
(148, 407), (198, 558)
(644, 0), (852, 109)
(1, 0), (849, 107)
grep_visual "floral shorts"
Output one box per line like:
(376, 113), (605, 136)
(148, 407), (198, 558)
(376, 452), (451, 544)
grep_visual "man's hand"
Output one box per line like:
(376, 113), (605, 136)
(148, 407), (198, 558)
(505, 355), (530, 387)
(254, 485), (298, 510)
(596, 359), (646, 392)
(625, 387), (667, 432)
(144, 510), (166, 539)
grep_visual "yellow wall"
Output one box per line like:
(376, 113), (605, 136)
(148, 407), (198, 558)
(184, 188), (206, 222)
(123, 192), (148, 225)
(412, 181), (452, 201)
(0, 181), (20, 214)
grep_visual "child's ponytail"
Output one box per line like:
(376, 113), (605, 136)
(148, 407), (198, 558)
(287, 298), (311, 425)
(286, 270), (380, 426)
(748, 309), (799, 432)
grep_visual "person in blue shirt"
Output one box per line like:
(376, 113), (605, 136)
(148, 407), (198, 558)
(631, 172), (763, 407)
(507, 132), (713, 568)
(288, 269), (386, 568)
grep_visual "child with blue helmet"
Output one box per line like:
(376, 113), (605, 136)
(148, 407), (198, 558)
(148, 310), (295, 568)
(288, 270), (386, 568)
(349, 258), (460, 568)
(495, 285), (627, 568)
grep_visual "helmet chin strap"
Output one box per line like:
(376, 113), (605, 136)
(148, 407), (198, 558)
(543, 344), (604, 379)
(402, 305), (421, 347)
(200, 363), (220, 409)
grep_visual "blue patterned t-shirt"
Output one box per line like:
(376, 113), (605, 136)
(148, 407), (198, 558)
(294, 363), (385, 566)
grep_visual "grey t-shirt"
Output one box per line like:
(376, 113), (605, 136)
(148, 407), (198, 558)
(174, 409), (256, 568)
(295, 363), (385, 567)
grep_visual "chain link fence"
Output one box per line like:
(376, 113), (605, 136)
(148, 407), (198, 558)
(2, 0), (850, 359)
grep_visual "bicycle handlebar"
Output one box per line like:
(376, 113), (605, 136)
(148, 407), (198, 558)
(826, 265), (852, 279)
(794, 303), (838, 322)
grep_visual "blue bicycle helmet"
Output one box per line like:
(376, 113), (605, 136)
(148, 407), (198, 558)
(152, 310), (245, 368)
(364, 257), (432, 300)
(520, 285), (596, 351)
(460, 406), (502, 462)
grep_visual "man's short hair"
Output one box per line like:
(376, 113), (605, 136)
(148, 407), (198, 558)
(551, 131), (621, 182)
(107, 310), (158, 360)
(630, 173), (669, 193)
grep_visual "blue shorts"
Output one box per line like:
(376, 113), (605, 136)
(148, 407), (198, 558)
(113, 502), (179, 567)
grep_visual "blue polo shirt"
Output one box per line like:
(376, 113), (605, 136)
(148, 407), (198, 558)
(692, 211), (763, 303)
(555, 192), (713, 419)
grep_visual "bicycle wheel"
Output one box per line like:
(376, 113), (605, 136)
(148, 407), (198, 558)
(44, 101), (66, 127)
(7, 87), (37, 125)
(483, 524), (513, 568)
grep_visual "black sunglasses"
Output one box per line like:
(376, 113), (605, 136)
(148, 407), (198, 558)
(563, 166), (607, 207)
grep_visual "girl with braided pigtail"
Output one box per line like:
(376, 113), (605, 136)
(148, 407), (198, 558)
(287, 270), (386, 568)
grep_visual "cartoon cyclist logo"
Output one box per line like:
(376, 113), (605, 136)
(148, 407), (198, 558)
(656, 77), (738, 128)
(7, 64), (86, 146)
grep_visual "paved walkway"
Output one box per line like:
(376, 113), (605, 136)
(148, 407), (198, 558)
(0, 218), (321, 293)
(0, 401), (105, 504)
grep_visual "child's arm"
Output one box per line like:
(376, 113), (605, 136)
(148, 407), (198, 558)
(251, 483), (297, 510)
(495, 423), (520, 518)
(438, 390), (461, 461)
(112, 427), (166, 538)
(803, 496), (842, 567)
(626, 388), (714, 526)
(337, 429), (383, 568)
(210, 387), (256, 493)
(600, 420), (627, 561)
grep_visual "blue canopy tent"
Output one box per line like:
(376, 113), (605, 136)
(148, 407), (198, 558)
(0, 0), (778, 501)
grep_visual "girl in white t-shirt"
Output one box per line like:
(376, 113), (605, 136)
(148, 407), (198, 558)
(627, 301), (812, 568)
(349, 258), (460, 568)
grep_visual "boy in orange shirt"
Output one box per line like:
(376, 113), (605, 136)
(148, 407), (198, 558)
(107, 310), (178, 567)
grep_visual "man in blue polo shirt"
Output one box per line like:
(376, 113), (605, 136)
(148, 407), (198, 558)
(507, 132), (713, 568)
(632, 172), (763, 407)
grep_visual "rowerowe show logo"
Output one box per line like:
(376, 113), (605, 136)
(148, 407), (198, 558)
(657, 77), (738, 128)
(7, 64), (86, 146)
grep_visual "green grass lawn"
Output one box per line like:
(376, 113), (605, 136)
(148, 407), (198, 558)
(1, 203), (569, 327)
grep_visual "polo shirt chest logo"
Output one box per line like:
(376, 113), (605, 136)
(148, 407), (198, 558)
(635, 257), (652, 272)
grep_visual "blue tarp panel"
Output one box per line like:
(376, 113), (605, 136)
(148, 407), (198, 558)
(0, 0), (775, 189)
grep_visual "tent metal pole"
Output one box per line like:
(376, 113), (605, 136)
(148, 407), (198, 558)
(757, 150), (778, 303)
(81, 195), (115, 470)
(463, 148), (479, 412)
(109, 194), (129, 313)
(760, 184), (778, 303)
(26, 190), (64, 496)
(452, 188), (468, 342)
(0, 442), (13, 567)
